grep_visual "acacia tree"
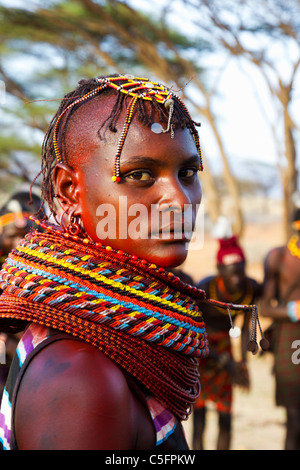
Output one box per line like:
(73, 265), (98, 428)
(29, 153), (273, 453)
(182, 0), (300, 238)
(0, 0), (246, 231)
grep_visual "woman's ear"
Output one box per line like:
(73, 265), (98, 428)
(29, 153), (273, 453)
(53, 163), (80, 215)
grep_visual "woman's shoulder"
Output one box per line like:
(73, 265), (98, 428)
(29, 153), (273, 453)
(14, 338), (151, 449)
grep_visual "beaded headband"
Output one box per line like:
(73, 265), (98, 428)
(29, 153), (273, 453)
(53, 74), (203, 182)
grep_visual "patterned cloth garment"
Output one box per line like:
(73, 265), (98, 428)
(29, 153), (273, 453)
(194, 330), (232, 413)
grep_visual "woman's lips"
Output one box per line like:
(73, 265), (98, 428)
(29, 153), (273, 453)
(150, 224), (193, 241)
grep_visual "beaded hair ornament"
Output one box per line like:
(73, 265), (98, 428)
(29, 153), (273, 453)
(52, 74), (203, 182)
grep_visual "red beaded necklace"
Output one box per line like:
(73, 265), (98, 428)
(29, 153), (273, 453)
(0, 218), (210, 420)
(30, 215), (268, 354)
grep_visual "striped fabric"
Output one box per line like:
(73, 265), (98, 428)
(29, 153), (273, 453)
(0, 324), (49, 450)
(0, 389), (10, 450)
(146, 396), (176, 446)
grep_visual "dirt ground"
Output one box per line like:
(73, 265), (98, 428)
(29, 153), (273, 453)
(181, 216), (288, 450)
(183, 353), (286, 450)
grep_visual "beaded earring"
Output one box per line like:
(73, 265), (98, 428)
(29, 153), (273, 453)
(52, 74), (203, 183)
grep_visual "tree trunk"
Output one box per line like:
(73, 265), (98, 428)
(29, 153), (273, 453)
(199, 154), (221, 224)
(282, 110), (297, 241)
(202, 107), (244, 235)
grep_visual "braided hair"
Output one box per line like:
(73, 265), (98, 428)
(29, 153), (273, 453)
(39, 73), (201, 218)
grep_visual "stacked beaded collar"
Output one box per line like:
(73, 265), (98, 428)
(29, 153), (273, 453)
(53, 74), (202, 182)
(0, 221), (208, 420)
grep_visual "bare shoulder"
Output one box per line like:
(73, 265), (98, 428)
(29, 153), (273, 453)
(264, 246), (285, 272)
(15, 338), (152, 449)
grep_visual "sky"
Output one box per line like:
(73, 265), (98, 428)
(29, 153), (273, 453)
(196, 59), (277, 166)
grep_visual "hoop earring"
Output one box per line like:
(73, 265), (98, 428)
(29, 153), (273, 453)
(66, 210), (83, 236)
(59, 208), (83, 237)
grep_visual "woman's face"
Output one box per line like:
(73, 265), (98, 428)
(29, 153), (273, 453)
(61, 95), (202, 268)
(218, 262), (246, 294)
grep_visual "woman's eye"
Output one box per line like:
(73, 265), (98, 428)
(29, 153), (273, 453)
(125, 171), (153, 182)
(179, 168), (198, 178)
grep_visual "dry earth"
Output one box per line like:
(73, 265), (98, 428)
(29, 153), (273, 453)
(181, 216), (288, 450)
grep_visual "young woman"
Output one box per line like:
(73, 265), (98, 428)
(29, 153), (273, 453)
(0, 74), (209, 450)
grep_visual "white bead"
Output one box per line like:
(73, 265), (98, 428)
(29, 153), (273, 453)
(151, 123), (163, 134)
(229, 326), (241, 338)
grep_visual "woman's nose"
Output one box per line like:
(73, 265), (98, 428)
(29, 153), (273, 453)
(156, 179), (191, 213)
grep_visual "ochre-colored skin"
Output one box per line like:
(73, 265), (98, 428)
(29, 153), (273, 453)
(261, 244), (300, 319)
(217, 262), (246, 296)
(14, 94), (202, 449)
(15, 340), (156, 449)
(260, 242), (300, 450)
(54, 95), (202, 268)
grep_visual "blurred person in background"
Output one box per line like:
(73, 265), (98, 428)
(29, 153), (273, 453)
(0, 191), (43, 400)
(261, 208), (300, 450)
(193, 235), (262, 450)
